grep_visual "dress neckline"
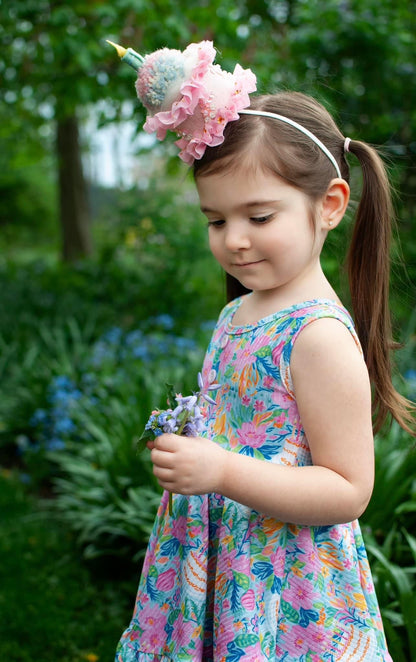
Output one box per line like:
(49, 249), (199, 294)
(226, 295), (350, 335)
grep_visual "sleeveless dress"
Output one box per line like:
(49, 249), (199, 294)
(116, 298), (392, 662)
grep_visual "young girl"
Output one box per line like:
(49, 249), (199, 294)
(112, 40), (415, 661)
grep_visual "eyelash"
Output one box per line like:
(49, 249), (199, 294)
(251, 215), (273, 224)
(207, 214), (273, 228)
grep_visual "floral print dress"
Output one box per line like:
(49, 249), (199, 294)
(116, 298), (392, 662)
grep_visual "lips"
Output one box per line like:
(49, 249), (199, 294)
(233, 260), (264, 267)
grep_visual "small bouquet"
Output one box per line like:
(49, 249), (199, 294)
(138, 371), (220, 515)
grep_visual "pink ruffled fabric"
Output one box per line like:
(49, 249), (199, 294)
(135, 41), (257, 164)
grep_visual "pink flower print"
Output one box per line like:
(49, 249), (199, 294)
(284, 624), (310, 656)
(330, 527), (342, 541)
(272, 385), (299, 419)
(263, 375), (274, 389)
(254, 400), (265, 412)
(242, 395), (250, 406)
(202, 361), (214, 384)
(271, 340), (286, 364)
(273, 412), (286, 428)
(175, 611), (200, 651)
(237, 421), (267, 448)
(235, 345), (256, 368)
(155, 568), (177, 592)
(270, 546), (286, 575)
(241, 589), (256, 611)
(219, 341), (235, 372)
(140, 626), (167, 652)
(310, 623), (331, 649)
(187, 523), (203, 539)
(285, 574), (314, 610)
(139, 604), (168, 651)
(171, 515), (188, 544)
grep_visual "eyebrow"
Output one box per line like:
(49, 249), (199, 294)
(200, 199), (281, 213)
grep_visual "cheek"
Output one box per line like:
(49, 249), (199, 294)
(208, 233), (223, 260)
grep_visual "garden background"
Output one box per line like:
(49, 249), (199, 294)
(1, 1), (415, 661)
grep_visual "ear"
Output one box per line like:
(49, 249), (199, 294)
(320, 178), (350, 230)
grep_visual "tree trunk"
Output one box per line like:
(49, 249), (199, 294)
(56, 115), (93, 261)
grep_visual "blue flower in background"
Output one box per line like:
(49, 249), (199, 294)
(51, 375), (75, 391)
(125, 329), (144, 346)
(151, 314), (175, 330)
(103, 327), (123, 344)
(173, 337), (197, 352)
(405, 369), (416, 398)
(30, 408), (48, 426)
(46, 438), (66, 451)
(131, 344), (151, 360)
(200, 320), (217, 333)
(54, 417), (75, 435)
(25, 318), (209, 459)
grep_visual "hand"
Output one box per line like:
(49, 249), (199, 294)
(148, 433), (226, 496)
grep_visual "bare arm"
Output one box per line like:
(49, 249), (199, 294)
(150, 318), (375, 525)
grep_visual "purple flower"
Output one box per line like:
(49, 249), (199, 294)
(138, 371), (221, 517)
(139, 371), (220, 446)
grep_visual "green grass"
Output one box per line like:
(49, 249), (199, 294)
(0, 471), (138, 662)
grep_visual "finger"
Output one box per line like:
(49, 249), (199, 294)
(150, 447), (175, 468)
(153, 466), (174, 482)
(155, 433), (180, 451)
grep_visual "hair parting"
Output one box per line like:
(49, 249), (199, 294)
(194, 91), (415, 436)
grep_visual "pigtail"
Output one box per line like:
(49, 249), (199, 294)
(346, 140), (415, 435)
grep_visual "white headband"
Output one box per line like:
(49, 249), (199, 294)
(239, 109), (342, 178)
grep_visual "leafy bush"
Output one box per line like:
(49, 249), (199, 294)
(361, 424), (416, 661)
(0, 472), (136, 662)
(5, 316), (212, 559)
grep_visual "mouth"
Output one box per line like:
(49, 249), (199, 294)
(233, 260), (264, 268)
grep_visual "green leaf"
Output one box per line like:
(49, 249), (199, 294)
(233, 570), (250, 590)
(136, 429), (155, 453)
(281, 599), (299, 624)
(168, 608), (181, 625)
(254, 346), (272, 358)
(165, 382), (176, 408)
(235, 633), (259, 647)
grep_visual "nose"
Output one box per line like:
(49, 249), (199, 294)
(224, 222), (251, 252)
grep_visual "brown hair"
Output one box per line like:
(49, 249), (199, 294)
(194, 92), (415, 436)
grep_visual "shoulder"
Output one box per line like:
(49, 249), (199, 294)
(285, 300), (362, 361)
(291, 316), (370, 402)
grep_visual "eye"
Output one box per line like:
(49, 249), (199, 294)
(250, 214), (273, 224)
(207, 220), (225, 228)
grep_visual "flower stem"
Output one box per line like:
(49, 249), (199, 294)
(167, 394), (200, 517)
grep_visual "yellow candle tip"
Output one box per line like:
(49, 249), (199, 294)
(106, 40), (127, 59)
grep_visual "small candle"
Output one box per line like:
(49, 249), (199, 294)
(106, 40), (144, 71)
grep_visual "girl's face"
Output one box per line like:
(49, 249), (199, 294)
(196, 166), (326, 301)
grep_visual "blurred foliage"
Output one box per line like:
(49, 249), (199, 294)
(0, 0), (414, 298)
(0, 1), (415, 659)
(0, 473), (137, 661)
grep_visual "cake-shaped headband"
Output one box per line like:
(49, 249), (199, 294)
(108, 39), (344, 177)
(107, 40), (257, 164)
